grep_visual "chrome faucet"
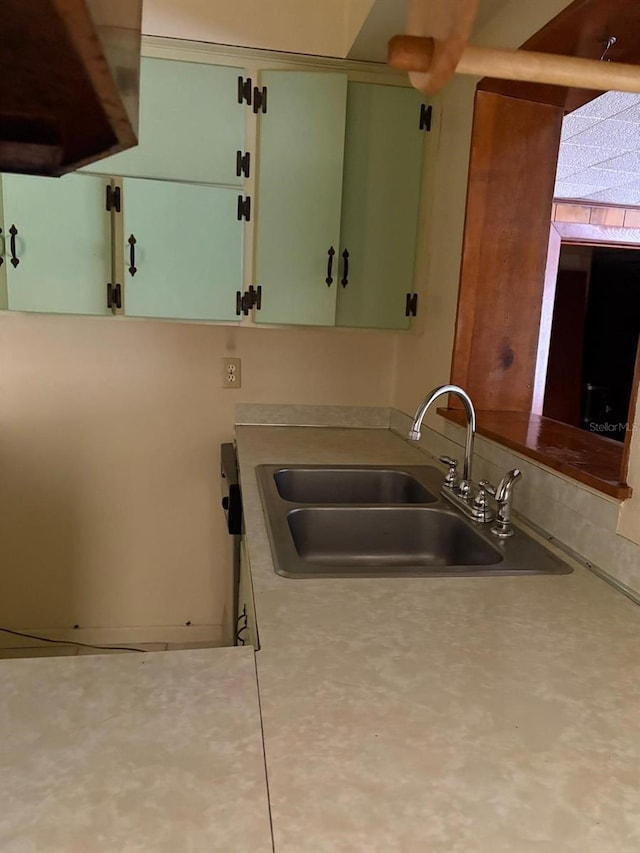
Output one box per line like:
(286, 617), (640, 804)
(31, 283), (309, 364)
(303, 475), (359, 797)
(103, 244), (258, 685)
(409, 385), (522, 534)
(409, 384), (476, 492)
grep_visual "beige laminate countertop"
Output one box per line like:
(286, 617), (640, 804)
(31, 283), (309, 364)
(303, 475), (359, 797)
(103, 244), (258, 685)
(236, 424), (640, 853)
(0, 647), (272, 853)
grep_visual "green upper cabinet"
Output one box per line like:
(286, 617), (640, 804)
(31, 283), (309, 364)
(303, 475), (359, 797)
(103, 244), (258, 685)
(82, 58), (246, 186)
(122, 177), (242, 321)
(254, 71), (348, 326)
(336, 83), (425, 330)
(0, 173), (112, 315)
(253, 74), (425, 329)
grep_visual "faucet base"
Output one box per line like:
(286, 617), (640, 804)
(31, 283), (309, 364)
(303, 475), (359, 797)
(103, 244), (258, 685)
(491, 521), (516, 538)
(440, 485), (494, 524)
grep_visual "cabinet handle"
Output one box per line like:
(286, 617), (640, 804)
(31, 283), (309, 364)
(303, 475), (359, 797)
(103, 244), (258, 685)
(0, 227), (3, 267)
(235, 605), (248, 646)
(341, 249), (349, 287)
(9, 225), (19, 268)
(128, 234), (137, 276)
(325, 246), (335, 286)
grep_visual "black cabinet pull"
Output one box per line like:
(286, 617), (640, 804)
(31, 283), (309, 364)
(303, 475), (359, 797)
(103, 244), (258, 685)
(325, 246), (335, 286)
(235, 605), (248, 646)
(9, 225), (19, 268)
(0, 227), (3, 267)
(128, 234), (137, 276)
(341, 249), (349, 287)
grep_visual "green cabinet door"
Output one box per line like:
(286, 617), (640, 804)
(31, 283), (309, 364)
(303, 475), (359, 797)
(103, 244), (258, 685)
(84, 58), (246, 186)
(122, 178), (242, 321)
(254, 71), (347, 326)
(0, 173), (112, 315)
(336, 83), (425, 330)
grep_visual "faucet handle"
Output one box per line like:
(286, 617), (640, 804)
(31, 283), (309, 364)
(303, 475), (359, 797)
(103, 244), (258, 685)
(471, 481), (495, 522)
(439, 456), (458, 488)
(479, 479), (496, 497)
(491, 469), (522, 538)
(495, 468), (522, 501)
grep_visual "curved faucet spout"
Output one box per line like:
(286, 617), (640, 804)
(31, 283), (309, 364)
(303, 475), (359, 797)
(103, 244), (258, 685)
(409, 384), (476, 487)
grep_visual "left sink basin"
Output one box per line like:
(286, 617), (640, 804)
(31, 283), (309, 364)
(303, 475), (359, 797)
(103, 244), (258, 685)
(272, 466), (438, 504)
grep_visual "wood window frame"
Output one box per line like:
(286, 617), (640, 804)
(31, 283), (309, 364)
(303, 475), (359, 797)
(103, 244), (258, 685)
(534, 210), (640, 417)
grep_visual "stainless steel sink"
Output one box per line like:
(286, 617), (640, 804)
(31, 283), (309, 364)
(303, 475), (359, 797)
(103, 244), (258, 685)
(273, 467), (437, 504)
(287, 507), (502, 573)
(256, 464), (572, 579)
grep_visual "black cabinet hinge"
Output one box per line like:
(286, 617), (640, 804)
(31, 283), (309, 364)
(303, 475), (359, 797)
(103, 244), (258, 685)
(236, 150), (251, 178)
(405, 292), (418, 317)
(235, 285), (262, 316)
(237, 76), (252, 105)
(105, 185), (121, 212)
(419, 104), (432, 132)
(253, 85), (268, 114)
(107, 282), (122, 311)
(237, 195), (251, 221)
(249, 284), (262, 310)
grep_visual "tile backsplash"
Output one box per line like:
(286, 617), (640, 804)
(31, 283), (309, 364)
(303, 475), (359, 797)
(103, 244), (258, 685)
(236, 404), (392, 429)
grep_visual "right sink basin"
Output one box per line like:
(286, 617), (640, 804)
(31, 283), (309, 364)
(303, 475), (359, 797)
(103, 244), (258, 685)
(287, 507), (502, 573)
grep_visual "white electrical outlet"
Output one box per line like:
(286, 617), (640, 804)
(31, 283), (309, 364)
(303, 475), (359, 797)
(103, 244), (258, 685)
(222, 357), (241, 388)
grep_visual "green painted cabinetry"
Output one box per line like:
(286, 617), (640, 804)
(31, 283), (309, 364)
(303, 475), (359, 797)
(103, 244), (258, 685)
(0, 173), (112, 315)
(122, 178), (243, 321)
(83, 58), (246, 186)
(0, 55), (426, 331)
(254, 75), (425, 329)
(336, 83), (425, 330)
(254, 71), (348, 326)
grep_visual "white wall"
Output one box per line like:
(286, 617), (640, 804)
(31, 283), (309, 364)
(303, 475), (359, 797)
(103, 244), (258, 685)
(142, 0), (375, 58)
(0, 314), (396, 645)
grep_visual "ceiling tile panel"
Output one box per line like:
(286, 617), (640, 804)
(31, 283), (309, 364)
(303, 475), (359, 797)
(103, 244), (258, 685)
(555, 163), (580, 180)
(555, 92), (640, 207)
(564, 167), (640, 188)
(569, 118), (640, 150)
(597, 150), (640, 172)
(573, 91), (640, 118)
(554, 181), (602, 199)
(556, 143), (627, 170)
(609, 103), (640, 124)
(560, 115), (601, 141)
(582, 185), (640, 205)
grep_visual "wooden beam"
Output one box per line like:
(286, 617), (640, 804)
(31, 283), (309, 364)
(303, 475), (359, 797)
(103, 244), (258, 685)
(478, 0), (640, 110)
